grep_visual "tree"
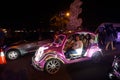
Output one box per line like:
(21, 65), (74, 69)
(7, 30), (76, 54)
(66, 0), (83, 30)
(50, 13), (69, 31)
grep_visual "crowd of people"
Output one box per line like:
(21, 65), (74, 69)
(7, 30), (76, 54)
(97, 23), (117, 51)
(54, 23), (118, 59)
(64, 33), (97, 59)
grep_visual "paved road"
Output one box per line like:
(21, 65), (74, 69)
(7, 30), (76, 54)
(0, 43), (120, 80)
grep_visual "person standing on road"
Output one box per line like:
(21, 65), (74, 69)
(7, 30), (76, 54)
(105, 24), (116, 51)
(95, 26), (106, 49)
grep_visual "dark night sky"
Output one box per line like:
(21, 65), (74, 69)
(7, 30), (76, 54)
(0, 0), (73, 29)
(82, 0), (120, 29)
(0, 0), (120, 29)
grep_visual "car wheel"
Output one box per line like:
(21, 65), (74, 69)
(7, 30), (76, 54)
(45, 58), (62, 74)
(91, 51), (103, 63)
(6, 49), (20, 60)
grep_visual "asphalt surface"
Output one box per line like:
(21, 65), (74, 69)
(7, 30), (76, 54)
(0, 43), (120, 80)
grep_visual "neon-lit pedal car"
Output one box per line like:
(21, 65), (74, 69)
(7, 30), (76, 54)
(32, 31), (103, 74)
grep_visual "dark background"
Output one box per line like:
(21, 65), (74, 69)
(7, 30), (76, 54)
(0, 0), (120, 30)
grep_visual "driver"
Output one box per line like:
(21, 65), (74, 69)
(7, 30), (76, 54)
(65, 34), (83, 59)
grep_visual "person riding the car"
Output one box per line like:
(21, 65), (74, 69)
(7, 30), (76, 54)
(65, 34), (83, 59)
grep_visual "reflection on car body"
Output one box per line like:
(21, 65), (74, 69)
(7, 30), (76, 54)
(3, 39), (51, 60)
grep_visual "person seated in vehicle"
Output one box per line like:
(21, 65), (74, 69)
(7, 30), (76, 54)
(89, 35), (96, 46)
(54, 35), (63, 46)
(65, 34), (83, 59)
(84, 34), (91, 48)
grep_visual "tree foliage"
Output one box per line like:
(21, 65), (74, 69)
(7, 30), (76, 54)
(50, 13), (69, 31)
(67, 0), (83, 30)
(49, 0), (83, 31)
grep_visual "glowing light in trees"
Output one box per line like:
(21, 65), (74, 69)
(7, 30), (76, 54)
(67, 0), (83, 30)
(66, 12), (70, 17)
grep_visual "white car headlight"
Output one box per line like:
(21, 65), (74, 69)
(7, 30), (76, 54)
(34, 46), (48, 61)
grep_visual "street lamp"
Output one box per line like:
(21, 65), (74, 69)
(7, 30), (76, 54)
(66, 12), (70, 17)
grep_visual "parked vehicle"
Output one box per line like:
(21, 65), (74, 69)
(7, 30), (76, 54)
(32, 31), (103, 74)
(109, 56), (120, 80)
(3, 39), (51, 60)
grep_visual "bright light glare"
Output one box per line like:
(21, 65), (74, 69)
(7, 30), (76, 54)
(66, 12), (70, 17)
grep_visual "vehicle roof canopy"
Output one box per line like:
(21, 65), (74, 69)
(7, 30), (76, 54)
(98, 22), (120, 28)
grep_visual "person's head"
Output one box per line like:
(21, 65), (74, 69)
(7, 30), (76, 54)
(75, 35), (80, 41)
(86, 34), (91, 39)
(80, 34), (84, 40)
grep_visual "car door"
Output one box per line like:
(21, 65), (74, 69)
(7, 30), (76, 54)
(17, 40), (38, 53)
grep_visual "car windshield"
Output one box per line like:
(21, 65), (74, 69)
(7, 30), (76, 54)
(53, 35), (65, 45)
